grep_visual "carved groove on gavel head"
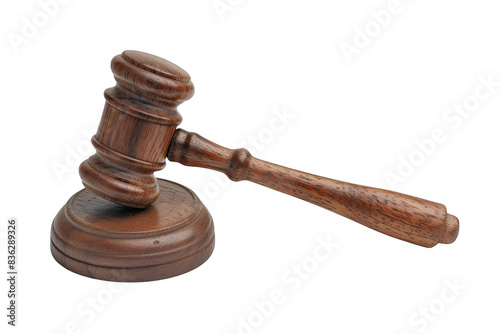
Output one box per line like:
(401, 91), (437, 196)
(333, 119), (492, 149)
(79, 50), (194, 208)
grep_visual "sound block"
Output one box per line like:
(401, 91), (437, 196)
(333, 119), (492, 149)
(50, 179), (215, 282)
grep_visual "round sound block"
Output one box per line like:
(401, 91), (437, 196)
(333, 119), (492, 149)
(50, 179), (215, 282)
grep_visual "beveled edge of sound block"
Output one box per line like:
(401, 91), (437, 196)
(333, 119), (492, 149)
(50, 179), (215, 282)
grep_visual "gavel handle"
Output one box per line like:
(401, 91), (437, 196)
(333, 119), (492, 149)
(167, 129), (459, 247)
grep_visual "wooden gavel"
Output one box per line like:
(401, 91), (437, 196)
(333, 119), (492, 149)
(79, 50), (458, 248)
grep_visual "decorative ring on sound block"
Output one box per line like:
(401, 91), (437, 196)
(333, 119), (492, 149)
(50, 179), (214, 282)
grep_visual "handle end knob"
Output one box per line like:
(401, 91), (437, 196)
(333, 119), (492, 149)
(439, 214), (459, 244)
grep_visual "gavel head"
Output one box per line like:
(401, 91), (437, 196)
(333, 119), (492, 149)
(79, 50), (194, 208)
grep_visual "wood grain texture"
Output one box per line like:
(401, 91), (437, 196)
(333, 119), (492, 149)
(79, 50), (193, 208)
(50, 179), (215, 282)
(168, 129), (459, 247)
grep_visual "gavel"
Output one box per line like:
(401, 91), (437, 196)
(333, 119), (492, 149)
(51, 51), (458, 282)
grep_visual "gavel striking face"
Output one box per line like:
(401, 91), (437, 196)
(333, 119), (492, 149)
(52, 50), (458, 282)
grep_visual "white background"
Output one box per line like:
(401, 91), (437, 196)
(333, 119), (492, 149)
(1, 0), (499, 333)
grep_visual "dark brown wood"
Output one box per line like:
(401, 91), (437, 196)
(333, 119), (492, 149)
(167, 129), (459, 248)
(52, 50), (459, 281)
(50, 179), (215, 282)
(79, 50), (193, 208)
(52, 50), (459, 284)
